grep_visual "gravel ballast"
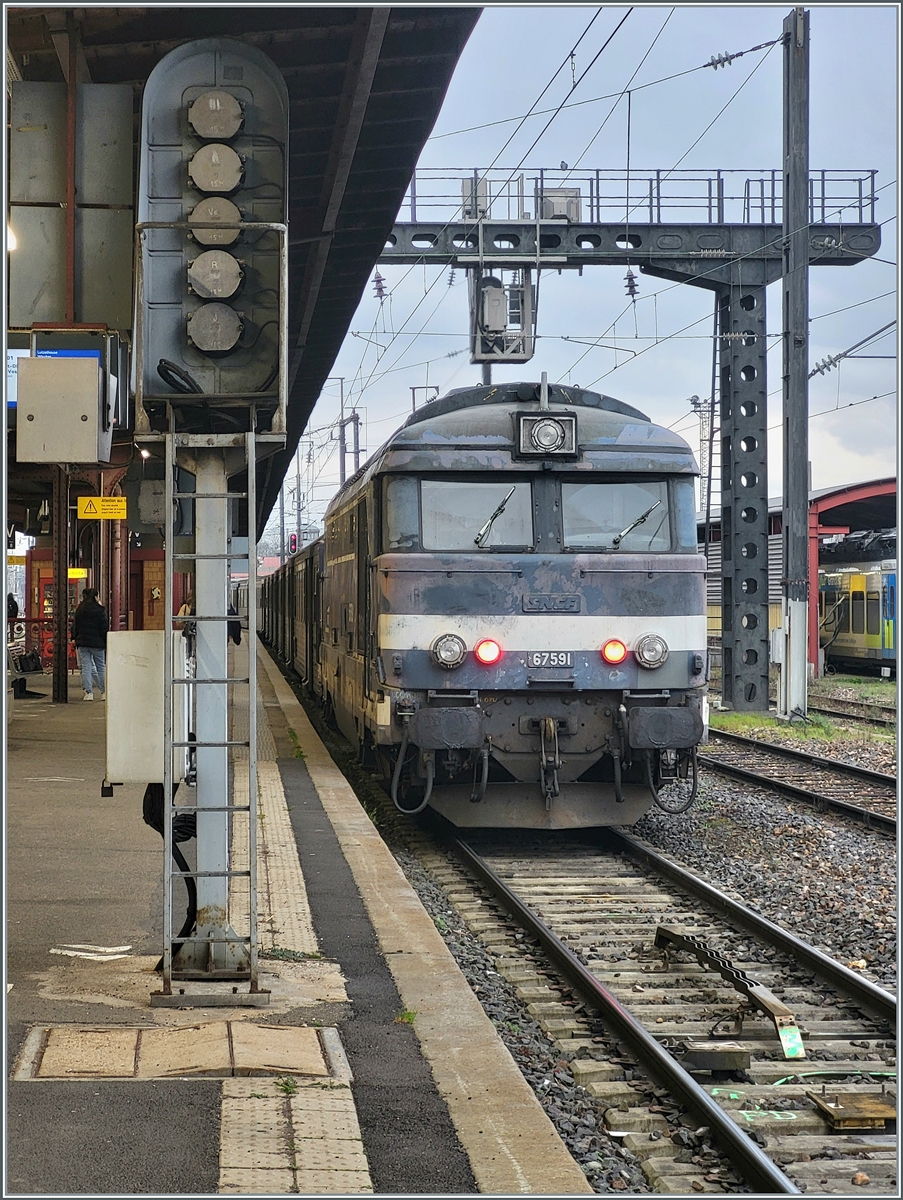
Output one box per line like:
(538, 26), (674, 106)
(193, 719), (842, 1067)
(634, 772), (897, 991)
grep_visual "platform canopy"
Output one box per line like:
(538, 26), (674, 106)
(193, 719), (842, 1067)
(6, 5), (481, 532)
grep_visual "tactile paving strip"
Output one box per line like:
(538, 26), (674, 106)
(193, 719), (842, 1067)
(218, 1076), (372, 1194)
(256, 761), (318, 955)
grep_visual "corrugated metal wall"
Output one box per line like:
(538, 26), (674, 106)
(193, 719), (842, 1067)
(701, 533), (784, 638)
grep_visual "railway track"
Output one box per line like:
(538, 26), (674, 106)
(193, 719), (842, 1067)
(414, 821), (897, 1195)
(806, 698), (896, 728)
(708, 691), (896, 728)
(699, 731), (897, 834)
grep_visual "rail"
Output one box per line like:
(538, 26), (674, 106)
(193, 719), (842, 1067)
(430, 815), (801, 1194)
(700, 731), (896, 834)
(610, 829), (896, 1026)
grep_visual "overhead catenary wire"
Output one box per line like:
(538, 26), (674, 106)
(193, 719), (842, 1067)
(562, 6), (676, 183)
(428, 34), (783, 142)
(556, 180), (897, 388)
(556, 40), (784, 384)
(330, 9), (621, 415)
(317, 18), (891, 497)
(808, 321), (896, 378)
(342, 10), (637, 407)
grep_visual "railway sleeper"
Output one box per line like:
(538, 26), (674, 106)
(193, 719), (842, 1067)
(785, 1161), (898, 1194)
(642, 1158), (726, 1190)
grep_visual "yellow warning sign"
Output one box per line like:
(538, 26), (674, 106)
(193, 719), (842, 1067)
(77, 496), (127, 520)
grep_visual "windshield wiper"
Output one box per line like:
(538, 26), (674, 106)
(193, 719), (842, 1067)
(474, 485), (516, 547)
(612, 498), (661, 547)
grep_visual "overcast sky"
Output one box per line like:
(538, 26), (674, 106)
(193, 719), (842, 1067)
(289, 3), (898, 529)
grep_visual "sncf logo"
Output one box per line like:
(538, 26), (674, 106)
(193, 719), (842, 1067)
(522, 594), (581, 613)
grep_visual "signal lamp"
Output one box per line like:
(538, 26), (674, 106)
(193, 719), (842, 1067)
(474, 638), (503, 665)
(601, 638), (628, 665)
(288, 533), (298, 554)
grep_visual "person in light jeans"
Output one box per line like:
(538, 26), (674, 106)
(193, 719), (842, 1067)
(70, 588), (109, 700)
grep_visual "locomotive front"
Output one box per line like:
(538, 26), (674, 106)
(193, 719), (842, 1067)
(355, 381), (706, 827)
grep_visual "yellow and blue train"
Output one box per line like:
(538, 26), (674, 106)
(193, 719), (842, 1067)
(819, 557), (896, 676)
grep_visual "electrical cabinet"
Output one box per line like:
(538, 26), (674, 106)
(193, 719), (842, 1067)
(105, 631), (189, 784)
(15, 356), (114, 463)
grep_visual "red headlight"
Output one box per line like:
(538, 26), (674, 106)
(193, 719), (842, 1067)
(474, 638), (502, 665)
(601, 638), (628, 665)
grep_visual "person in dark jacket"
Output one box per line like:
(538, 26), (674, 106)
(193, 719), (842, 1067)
(71, 587), (109, 701)
(228, 604), (242, 646)
(7, 592), (19, 620)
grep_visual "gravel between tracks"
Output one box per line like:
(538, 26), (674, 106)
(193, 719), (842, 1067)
(387, 784), (896, 1193)
(634, 774), (897, 992)
(711, 721), (897, 776)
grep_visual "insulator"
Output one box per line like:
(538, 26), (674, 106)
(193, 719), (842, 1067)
(624, 268), (639, 300)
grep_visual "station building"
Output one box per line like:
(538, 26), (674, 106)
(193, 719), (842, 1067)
(6, 6), (480, 695)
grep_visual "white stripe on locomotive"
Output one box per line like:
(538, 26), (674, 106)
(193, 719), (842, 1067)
(377, 613), (707, 653)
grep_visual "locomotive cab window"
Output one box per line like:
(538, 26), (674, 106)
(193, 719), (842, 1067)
(562, 479), (682, 551)
(420, 480), (534, 550)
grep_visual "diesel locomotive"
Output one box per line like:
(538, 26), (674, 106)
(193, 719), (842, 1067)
(260, 379), (709, 828)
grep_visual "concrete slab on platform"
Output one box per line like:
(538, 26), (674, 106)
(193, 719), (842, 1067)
(16, 1021), (331, 1081)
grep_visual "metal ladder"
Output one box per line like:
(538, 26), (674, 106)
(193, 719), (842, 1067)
(152, 427), (266, 1007)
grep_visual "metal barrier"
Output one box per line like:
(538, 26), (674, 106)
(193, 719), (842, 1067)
(400, 166), (878, 226)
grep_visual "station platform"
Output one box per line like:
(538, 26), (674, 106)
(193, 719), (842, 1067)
(5, 638), (592, 1196)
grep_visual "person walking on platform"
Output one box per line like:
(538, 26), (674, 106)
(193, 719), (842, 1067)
(71, 588), (109, 701)
(178, 592), (196, 660)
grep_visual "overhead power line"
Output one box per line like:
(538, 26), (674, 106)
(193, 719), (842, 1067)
(344, 9), (635, 404)
(429, 36), (782, 141)
(808, 321), (896, 378)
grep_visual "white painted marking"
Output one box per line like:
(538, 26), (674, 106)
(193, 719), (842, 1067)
(25, 777), (87, 783)
(50, 949), (132, 961)
(61, 943), (132, 953)
(7, 983), (13, 993)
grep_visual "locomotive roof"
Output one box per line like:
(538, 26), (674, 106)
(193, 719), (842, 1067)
(402, 382), (649, 427)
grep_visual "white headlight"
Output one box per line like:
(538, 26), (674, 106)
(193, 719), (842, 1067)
(530, 417), (567, 452)
(430, 633), (467, 669)
(634, 633), (669, 668)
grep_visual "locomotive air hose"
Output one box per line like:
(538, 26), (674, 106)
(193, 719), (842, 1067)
(646, 749), (699, 814)
(157, 359), (203, 394)
(470, 747), (489, 803)
(390, 726), (434, 815)
(390, 725), (410, 811)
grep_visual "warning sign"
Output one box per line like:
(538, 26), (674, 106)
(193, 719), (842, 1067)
(77, 496), (127, 520)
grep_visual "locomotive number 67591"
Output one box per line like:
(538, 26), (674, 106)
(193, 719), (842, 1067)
(261, 378), (709, 829)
